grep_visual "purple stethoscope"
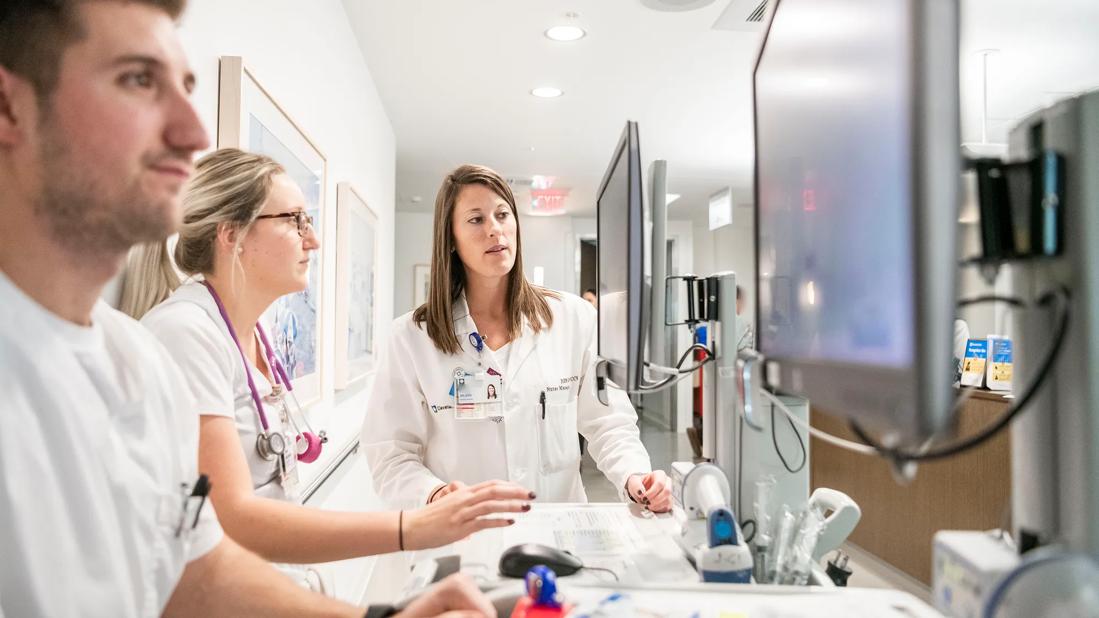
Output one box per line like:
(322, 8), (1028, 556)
(202, 281), (326, 464)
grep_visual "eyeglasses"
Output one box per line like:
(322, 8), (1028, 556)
(255, 211), (315, 237)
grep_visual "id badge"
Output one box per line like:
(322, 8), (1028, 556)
(279, 431), (301, 498)
(453, 368), (503, 421)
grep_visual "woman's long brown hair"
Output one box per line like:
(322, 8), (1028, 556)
(412, 164), (559, 354)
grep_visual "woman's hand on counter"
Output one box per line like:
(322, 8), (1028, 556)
(405, 480), (535, 550)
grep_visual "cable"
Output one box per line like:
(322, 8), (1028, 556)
(629, 368), (698, 394)
(580, 566), (620, 582)
(761, 389), (879, 456)
(956, 294), (1026, 310)
(675, 343), (713, 371)
(632, 344), (714, 393)
(741, 518), (757, 544)
(771, 404), (807, 473)
(850, 286), (1071, 463)
(644, 363), (681, 377)
(644, 344), (713, 377)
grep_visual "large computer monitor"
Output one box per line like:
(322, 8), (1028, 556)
(596, 121), (648, 393)
(753, 0), (960, 442)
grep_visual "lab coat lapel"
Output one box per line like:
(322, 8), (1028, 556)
(506, 320), (538, 386)
(453, 293), (538, 380)
(451, 295), (482, 366)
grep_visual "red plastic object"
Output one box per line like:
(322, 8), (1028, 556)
(509, 597), (572, 618)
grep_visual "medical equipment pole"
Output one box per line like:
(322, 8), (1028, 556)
(1007, 92), (1099, 555)
(709, 272), (742, 514)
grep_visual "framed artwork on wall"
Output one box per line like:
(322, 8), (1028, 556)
(335, 183), (377, 389)
(217, 56), (327, 407)
(413, 264), (430, 308)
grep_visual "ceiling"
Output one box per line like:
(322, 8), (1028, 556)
(342, 0), (1099, 220)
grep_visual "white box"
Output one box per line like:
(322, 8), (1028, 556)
(932, 530), (1019, 618)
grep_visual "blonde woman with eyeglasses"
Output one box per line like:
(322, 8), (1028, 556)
(122, 148), (531, 593)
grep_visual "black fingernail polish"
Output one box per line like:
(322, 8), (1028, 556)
(508, 519), (516, 525)
(637, 489), (643, 496)
(529, 492), (537, 499)
(522, 504), (531, 512)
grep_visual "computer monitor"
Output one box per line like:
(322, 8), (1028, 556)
(596, 121), (648, 393)
(753, 0), (960, 442)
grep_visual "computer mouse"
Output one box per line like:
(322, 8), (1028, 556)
(499, 543), (584, 578)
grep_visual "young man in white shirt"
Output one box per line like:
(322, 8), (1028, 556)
(0, 1), (490, 616)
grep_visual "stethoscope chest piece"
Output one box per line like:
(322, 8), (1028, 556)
(256, 430), (287, 461)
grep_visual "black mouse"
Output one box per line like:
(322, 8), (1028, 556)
(498, 543), (584, 578)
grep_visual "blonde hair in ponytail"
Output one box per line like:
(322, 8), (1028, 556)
(120, 148), (285, 319)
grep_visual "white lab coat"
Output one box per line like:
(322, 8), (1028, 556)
(363, 291), (652, 509)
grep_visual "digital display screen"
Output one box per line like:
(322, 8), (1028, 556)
(755, 0), (915, 368)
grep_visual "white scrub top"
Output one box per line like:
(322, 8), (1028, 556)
(141, 281), (292, 501)
(363, 291), (653, 509)
(0, 271), (222, 617)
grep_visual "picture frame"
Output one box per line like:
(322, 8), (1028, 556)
(413, 264), (431, 308)
(335, 183), (378, 390)
(217, 56), (327, 407)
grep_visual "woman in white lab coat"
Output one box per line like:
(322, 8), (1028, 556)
(364, 164), (672, 511)
(121, 149), (532, 586)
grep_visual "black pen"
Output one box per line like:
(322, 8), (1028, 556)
(176, 474), (212, 537)
(540, 391), (546, 420)
(190, 474), (211, 529)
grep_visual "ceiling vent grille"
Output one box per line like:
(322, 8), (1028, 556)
(712, 0), (770, 31)
(747, 0), (768, 22)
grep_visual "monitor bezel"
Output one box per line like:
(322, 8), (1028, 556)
(596, 121), (646, 393)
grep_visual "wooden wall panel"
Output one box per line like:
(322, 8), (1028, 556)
(809, 391), (1012, 584)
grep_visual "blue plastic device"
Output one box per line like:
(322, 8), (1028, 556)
(525, 565), (562, 608)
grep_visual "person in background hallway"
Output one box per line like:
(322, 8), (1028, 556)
(582, 288), (598, 308)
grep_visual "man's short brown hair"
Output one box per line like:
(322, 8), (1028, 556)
(0, 0), (187, 99)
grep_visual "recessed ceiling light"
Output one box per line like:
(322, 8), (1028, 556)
(666, 193), (681, 205)
(545, 25), (586, 42)
(531, 86), (563, 98)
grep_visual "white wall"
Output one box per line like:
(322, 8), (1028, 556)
(956, 224), (999, 339)
(394, 212), (434, 316)
(175, 0), (396, 473)
(520, 216), (576, 292)
(692, 201), (756, 324)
